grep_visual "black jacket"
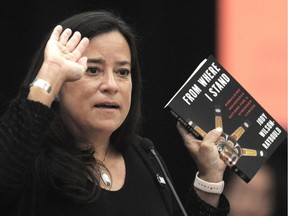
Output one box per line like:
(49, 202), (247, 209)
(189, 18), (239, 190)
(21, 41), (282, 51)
(0, 89), (229, 216)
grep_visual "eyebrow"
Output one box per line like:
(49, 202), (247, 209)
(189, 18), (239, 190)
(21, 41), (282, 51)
(87, 58), (131, 66)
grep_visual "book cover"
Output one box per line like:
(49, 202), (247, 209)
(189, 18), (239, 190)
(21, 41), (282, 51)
(165, 55), (287, 182)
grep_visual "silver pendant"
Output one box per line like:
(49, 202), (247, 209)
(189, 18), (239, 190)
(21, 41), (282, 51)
(101, 171), (112, 187)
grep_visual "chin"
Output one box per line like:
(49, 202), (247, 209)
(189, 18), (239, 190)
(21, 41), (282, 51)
(95, 122), (123, 133)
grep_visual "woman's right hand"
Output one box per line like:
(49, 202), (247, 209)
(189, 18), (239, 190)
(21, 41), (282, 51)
(43, 25), (89, 82)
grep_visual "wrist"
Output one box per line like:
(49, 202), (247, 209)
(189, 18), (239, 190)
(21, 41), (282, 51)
(197, 169), (224, 182)
(28, 63), (65, 106)
(30, 79), (52, 93)
(194, 171), (224, 194)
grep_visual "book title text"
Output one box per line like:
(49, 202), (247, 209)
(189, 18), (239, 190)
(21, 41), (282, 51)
(182, 62), (231, 105)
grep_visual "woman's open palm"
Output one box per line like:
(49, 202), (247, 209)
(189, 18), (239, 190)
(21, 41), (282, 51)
(44, 25), (89, 81)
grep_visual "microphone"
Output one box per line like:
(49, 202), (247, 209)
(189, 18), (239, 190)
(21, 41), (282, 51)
(142, 138), (188, 216)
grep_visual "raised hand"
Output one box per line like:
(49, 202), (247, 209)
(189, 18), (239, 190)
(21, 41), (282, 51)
(28, 25), (89, 106)
(43, 25), (89, 82)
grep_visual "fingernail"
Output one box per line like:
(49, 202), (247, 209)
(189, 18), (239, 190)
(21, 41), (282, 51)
(215, 127), (223, 133)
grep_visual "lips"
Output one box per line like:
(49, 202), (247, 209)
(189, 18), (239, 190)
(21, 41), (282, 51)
(95, 102), (120, 109)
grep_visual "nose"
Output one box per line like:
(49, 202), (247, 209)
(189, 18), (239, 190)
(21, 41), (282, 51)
(99, 70), (119, 93)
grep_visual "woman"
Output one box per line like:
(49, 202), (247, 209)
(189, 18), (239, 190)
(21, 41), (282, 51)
(0, 11), (229, 215)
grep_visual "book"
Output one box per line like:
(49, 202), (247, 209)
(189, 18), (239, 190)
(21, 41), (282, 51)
(164, 55), (287, 183)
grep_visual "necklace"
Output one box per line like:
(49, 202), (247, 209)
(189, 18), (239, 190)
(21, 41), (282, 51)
(99, 149), (112, 188)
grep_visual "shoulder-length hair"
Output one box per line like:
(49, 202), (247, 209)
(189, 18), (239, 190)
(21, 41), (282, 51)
(22, 11), (142, 203)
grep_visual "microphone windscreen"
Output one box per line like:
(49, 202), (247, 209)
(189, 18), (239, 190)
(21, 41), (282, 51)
(140, 138), (155, 153)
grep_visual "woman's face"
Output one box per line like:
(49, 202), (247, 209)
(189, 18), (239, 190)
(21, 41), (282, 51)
(59, 31), (132, 141)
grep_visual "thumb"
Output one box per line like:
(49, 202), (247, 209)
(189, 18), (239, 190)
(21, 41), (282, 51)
(65, 57), (87, 81)
(202, 127), (223, 144)
(78, 56), (88, 71)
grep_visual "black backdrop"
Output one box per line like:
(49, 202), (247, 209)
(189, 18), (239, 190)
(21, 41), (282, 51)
(1, 2), (287, 214)
(0, 0), (216, 201)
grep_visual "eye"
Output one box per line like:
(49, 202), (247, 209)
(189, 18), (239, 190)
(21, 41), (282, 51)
(86, 67), (101, 75)
(117, 69), (130, 77)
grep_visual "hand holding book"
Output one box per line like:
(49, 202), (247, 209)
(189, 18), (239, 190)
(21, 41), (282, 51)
(177, 123), (226, 183)
(166, 55), (286, 182)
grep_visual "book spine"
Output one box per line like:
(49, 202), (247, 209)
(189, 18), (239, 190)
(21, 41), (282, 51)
(169, 109), (205, 139)
(232, 166), (250, 183)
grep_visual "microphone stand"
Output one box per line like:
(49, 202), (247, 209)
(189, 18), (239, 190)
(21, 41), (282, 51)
(150, 148), (188, 216)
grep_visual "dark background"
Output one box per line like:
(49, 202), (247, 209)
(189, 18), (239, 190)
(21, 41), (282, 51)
(0, 0), (286, 214)
(0, 0), (216, 199)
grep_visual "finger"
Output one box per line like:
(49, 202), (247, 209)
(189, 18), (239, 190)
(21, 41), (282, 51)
(49, 25), (63, 41)
(59, 28), (72, 45)
(177, 122), (202, 152)
(71, 37), (89, 59)
(66, 31), (81, 52)
(177, 122), (195, 139)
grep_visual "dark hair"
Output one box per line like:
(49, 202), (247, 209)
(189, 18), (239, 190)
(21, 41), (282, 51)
(24, 11), (142, 203)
